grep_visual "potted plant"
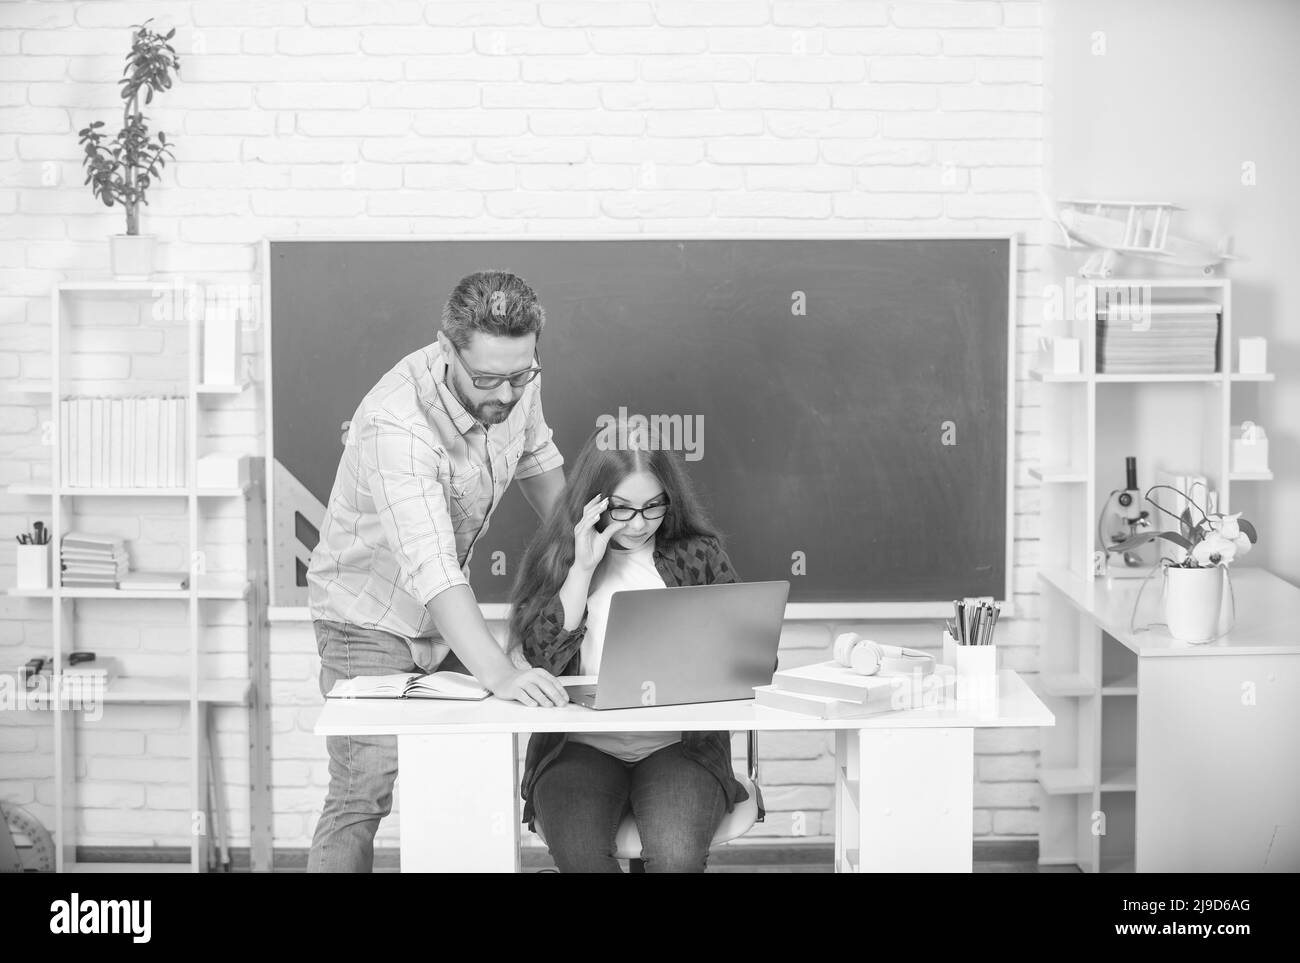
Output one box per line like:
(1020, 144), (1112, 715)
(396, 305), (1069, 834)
(77, 18), (180, 279)
(1112, 485), (1259, 643)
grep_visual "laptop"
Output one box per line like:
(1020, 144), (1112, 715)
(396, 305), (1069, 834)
(566, 580), (790, 710)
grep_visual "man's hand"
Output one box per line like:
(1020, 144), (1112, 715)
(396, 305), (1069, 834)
(491, 666), (569, 707)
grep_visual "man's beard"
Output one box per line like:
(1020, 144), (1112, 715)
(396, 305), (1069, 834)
(451, 379), (516, 426)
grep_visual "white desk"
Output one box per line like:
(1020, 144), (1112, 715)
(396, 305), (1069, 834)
(1039, 567), (1300, 871)
(315, 668), (1053, 872)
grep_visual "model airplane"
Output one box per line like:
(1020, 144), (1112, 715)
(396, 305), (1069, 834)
(1042, 195), (1236, 278)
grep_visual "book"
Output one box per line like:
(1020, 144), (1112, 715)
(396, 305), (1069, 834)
(162, 397), (174, 488)
(109, 398), (123, 488)
(144, 397), (160, 487)
(61, 531), (126, 551)
(133, 398), (148, 487)
(60, 398), (70, 487)
(772, 660), (910, 704)
(754, 666), (955, 719)
(90, 397), (104, 488)
(123, 397), (135, 488)
(326, 671), (490, 701)
(76, 398), (91, 487)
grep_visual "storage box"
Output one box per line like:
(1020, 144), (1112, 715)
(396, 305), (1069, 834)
(202, 314), (241, 386)
(196, 453), (249, 489)
(16, 543), (51, 590)
(1231, 422), (1269, 474)
(941, 630), (998, 716)
(1037, 336), (1081, 375)
(1237, 337), (1268, 374)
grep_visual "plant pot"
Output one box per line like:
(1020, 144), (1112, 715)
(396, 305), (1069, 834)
(1162, 565), (1225, 643)
(109, 234), (157, 280)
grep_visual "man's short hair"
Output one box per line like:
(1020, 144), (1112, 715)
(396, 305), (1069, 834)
(441, 270), (546, 349)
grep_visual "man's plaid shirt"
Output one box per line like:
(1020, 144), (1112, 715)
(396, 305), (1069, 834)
(307, 341), (563, 639)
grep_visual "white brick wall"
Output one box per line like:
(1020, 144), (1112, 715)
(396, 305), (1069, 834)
(1, 0), (1050, 855)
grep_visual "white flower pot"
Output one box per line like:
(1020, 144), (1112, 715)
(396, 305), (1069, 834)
(1162, 565), (1225, 643)
(109, 234), (157, 280)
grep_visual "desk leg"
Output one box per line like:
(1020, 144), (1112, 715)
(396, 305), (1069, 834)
(836, 728), (975, 873)
(398, 732), (520, 873)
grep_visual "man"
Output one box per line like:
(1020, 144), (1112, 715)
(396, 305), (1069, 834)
(306, 270), (570, 873)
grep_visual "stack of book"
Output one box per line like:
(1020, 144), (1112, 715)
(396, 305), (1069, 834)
(60, 395), (187, 489)
(60, 532), (128, 589)
(1095, 300), (1220, 374)
(754, 660), (956, 719)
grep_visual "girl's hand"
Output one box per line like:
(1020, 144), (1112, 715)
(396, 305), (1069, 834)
(573, 494), (627, 573)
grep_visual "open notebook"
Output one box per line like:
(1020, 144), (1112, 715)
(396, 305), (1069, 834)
(326, 671), (490, 701)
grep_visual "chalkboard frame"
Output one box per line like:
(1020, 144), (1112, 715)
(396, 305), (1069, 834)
(262, 234), (1017, 622)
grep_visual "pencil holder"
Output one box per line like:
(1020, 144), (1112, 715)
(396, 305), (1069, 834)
(941, 629), (998, 715)
(16, 543), (51, 590)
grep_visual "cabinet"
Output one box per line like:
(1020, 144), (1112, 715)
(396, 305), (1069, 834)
(1031, 277), (1295, 871)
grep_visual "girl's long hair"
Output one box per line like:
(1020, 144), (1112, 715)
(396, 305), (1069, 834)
(507, 427), (721, 658)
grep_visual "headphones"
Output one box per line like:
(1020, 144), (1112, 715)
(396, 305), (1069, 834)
(833, 632), (935, 677)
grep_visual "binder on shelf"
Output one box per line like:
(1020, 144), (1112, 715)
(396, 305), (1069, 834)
(109, 398), (123, 488)
(76, 398), (91, 487)
(132, 397), (148, 487)
(162, 398), (175, 488)
(123, 396), (135, 489)
(144, 397), (160, 488)
(90, 397), (104, 488)
(60, 398), (71, 487)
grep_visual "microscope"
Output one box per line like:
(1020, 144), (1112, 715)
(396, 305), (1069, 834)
(1099, 456), (1156, 576)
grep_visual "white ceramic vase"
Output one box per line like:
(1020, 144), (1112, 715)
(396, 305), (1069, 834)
(1162, 564), (1226, 643)
(109, 234), (157, 279)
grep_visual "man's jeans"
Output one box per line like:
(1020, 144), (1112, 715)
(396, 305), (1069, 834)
(307, 619), (448, 873)
(532, 740), (726, 873)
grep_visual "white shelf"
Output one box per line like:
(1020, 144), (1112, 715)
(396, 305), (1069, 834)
(1035, 278), (1285, 874)
(55, 279), (175, 292)
(1099, 766), (1137, 792)
(1041, 672), (1094, 697)
(1030, 369), (1087, 382)
(23, 280), (274, 874)
(196, 382), (249, 396)
(1030, 466), (1088, 484)
(1101, 672), (1138, 695)
(1094, 373), (1222, 382)
(23, 676), (252, 706)
(6, 579), (250, 600)
(1038, 767), (1094, 795)
(8, 484), (247, 498)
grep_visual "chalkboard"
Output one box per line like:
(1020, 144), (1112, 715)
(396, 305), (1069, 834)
(267, 238), (1012, 608)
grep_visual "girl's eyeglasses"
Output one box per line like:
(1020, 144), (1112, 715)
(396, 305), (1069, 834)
(607, 500), (670, 522)
(451, 342), (542, 390)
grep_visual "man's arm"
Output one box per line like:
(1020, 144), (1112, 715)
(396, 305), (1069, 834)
(517, 465), (565, 520)
(426, 584), (567, 707)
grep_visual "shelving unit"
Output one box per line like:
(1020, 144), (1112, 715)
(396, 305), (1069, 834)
(6, 280), (272, 873)
(1032, 277), (1297, 872)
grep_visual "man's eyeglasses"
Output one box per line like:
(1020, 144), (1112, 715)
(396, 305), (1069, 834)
(450, 342), (542, 390)
(607, 499), (670, 522)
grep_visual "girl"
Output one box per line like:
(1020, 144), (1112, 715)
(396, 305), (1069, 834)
(509, 429), (748, 873)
